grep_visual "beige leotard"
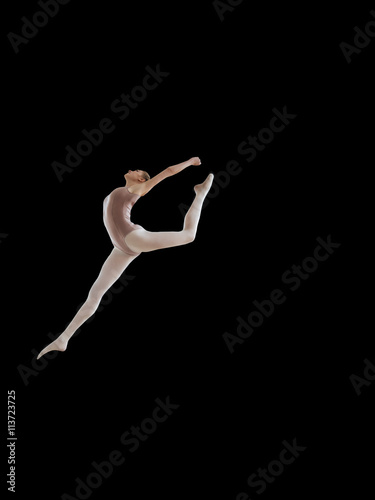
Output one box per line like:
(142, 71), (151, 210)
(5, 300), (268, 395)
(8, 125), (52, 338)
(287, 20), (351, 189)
(103, 187), (143, 256)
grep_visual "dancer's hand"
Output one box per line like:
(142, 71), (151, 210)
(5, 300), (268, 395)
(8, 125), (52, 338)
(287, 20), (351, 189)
(190, 157), (201, 166)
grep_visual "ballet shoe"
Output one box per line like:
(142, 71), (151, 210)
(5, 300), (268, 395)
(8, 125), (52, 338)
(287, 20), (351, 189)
(194, 174), (214, 195)
(37, 337), (68, 359)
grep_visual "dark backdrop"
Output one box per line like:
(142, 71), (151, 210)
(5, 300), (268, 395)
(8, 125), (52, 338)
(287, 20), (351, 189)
(3, 1), (373, 499)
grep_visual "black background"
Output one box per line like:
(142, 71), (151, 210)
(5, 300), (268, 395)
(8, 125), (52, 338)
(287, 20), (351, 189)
(3, 1), (374, 499)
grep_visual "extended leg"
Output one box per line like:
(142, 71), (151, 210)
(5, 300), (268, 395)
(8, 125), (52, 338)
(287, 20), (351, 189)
(37, 248), (137, 359)
(125, 173), (213, 253)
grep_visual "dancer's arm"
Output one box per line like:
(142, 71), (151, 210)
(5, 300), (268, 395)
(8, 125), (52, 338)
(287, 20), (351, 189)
(140, 157), (201, 196)
(169, 157), (201, 175)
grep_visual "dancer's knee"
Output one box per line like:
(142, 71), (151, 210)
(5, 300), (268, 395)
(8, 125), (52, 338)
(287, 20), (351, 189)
(85, 293), (102, 316)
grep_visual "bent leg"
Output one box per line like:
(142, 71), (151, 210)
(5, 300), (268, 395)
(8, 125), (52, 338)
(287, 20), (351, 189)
(125, 173), (214, 253)
(37, 247), (137, 358)
(125, 228), (193, 253)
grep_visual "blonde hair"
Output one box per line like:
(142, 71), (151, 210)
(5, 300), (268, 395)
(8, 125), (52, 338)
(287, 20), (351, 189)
(141, 171), (150, 181)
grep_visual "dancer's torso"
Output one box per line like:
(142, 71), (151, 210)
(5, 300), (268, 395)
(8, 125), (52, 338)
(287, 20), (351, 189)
(103, 187), (143, 256)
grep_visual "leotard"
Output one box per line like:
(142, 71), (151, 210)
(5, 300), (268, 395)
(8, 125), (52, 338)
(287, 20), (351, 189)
(103, 187), (143, 256)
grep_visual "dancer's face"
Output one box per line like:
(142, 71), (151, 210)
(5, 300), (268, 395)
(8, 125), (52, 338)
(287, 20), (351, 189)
(124, 170), (146, 183)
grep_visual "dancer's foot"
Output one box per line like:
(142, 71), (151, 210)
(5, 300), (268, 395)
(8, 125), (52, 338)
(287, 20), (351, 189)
(37, 335), (68, 359)
(194, 173), (214, 196)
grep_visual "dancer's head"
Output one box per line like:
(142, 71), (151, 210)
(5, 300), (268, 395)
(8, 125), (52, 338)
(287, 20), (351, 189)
(124, 170), (150, 184)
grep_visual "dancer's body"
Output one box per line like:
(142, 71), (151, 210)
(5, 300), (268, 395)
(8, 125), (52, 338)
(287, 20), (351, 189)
(37, 157), (213, 359)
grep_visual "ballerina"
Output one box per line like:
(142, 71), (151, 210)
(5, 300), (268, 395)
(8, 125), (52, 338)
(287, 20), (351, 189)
(37, 157), (213, 359)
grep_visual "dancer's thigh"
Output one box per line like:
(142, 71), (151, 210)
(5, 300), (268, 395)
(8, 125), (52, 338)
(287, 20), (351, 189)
(93, 247), (137, 289)
(125, 228), (191, 253)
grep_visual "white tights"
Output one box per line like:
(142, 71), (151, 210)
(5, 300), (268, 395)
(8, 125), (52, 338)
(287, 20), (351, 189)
(37, 174), (213, 359)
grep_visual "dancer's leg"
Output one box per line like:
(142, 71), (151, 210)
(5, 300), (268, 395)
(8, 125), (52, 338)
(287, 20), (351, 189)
(125, 173), (213, 253)
(37, 248), (137, 359)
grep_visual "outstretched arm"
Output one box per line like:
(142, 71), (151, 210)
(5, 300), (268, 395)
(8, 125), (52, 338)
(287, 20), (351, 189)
(140, 157), (201, 196)
(169, 157), (201, 175)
